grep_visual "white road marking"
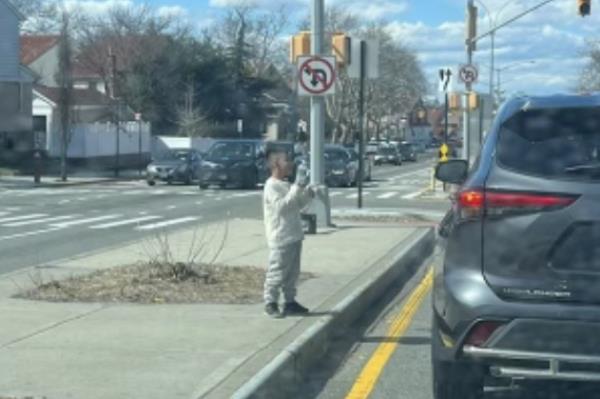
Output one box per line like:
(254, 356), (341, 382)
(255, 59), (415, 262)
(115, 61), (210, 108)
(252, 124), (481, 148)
(2, 215), (77, 227)
(402, 188), (428, 199)
(377, 192), (397, 199)
(346, 192), (370, 199)
(51, 215), (121, 228)
(167, 205), (177, 210)
(196, 201), (204, 205)
(0, 227), (63, 242)
(180, 191), (198, 196)
(135, 216), (199, 231)
(90, 216), (161, 229)
(0, 214), (47, 223)
(232, 192), (261, 198)
(329, 191), (343, 197)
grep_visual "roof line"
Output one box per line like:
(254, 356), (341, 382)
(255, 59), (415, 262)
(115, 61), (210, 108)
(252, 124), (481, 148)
(33, 88), (57, 107)
(3, 0), (25, 20)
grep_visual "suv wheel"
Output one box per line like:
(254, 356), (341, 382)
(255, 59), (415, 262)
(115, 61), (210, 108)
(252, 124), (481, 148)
(147, 180), (156, 186)
(432, 318), (484, 399)
(199, 183), (208, 190)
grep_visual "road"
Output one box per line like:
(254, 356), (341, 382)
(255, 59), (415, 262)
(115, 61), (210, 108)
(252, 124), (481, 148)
(304, 255), (600, 399)
(0, 157), (446, 276)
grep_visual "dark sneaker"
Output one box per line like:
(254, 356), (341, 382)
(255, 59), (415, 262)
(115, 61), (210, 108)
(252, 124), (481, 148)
(283, 301), (309, 316)
(264, 303), (283, 319)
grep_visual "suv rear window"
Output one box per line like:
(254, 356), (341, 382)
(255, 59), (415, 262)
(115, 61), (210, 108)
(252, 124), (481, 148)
(497, 107), (600, 179)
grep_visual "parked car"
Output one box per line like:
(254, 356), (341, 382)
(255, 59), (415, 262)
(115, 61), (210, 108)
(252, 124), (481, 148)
(324, 145), (358, 187)
(432, 94), (600, 399)
(198, 140), (267, 189)
(374, 145), (402, 166)
(397, 141), (417, 162)
(347, 148), (372, 181)
(146, 148), (202, 186)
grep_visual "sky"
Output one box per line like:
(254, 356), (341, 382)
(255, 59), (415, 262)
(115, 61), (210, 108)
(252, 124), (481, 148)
(59, 0), (600, 98)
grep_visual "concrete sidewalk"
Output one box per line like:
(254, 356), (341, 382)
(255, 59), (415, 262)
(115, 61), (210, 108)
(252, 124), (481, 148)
(0, 218), (433, 399)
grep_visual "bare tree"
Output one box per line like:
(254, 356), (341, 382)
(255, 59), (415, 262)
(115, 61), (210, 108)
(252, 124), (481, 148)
(213, 3), (291, 77)
(578, 40), (600, 92)
(55, 8), (73, 182)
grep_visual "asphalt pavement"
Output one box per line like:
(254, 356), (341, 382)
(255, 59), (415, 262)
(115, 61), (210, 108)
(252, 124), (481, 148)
(0, 158), (446, 276)
(301, 255), (600, 399)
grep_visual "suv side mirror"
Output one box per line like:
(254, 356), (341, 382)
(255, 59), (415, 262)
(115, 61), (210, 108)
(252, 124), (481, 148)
(435, 160), (469, 185)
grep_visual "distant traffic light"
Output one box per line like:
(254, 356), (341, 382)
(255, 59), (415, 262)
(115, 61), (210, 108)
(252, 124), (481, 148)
(466, 2), (478, 51)
(290, 31), (311, 63)
(578, 0), (591, 16)
(332, 33), (351, 67)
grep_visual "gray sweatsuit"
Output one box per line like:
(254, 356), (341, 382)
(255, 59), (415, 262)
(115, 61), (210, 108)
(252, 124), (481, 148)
(263, 177), (313, 304)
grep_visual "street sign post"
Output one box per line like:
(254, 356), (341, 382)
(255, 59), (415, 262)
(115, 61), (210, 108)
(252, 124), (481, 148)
(459, 64), (479, 85)
(439, 68), (453, 147)
(297, 56), (337, 97)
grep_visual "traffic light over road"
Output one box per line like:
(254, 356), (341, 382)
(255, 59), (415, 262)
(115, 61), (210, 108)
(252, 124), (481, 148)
(290, 31), (311, 63)
(332, 33), (351, 67)
(578, 0), (591, 16)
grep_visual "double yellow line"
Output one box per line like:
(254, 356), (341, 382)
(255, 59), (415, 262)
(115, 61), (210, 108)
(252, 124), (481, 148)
(345, 268), (434, 399)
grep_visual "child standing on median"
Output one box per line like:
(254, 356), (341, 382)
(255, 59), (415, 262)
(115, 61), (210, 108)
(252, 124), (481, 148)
(263, 148), (315, 318)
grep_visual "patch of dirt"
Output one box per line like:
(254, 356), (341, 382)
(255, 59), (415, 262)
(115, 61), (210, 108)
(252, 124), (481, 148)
(15, 263), (314, 305)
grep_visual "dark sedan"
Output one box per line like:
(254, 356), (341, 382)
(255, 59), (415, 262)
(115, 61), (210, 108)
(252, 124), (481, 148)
(198, 140), (267, 189)
(146, 149), (202, 186)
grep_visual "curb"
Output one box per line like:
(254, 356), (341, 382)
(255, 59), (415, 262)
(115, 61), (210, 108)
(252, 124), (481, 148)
(231, 228), (435, 399)
(0, 177), (142, 189)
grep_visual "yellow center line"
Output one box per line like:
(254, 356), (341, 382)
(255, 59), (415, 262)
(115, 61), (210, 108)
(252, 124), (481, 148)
(344, 267), (434, 399)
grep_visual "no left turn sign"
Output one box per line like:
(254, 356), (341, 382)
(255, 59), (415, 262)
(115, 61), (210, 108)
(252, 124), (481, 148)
(297, 56), (337, 96)
(459, 64), (479, 84)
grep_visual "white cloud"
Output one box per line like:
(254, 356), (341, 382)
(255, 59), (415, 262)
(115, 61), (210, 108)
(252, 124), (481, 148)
(63, 0), (134, 16)
(157, 5), (188, 19)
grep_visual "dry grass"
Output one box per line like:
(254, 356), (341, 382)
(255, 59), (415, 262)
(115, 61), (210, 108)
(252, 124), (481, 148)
(15, 263), (314, 305)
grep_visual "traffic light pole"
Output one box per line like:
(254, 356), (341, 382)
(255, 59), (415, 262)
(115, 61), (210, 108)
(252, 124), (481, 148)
(309, 0), (332, 226)
(357, 40), (366, 209)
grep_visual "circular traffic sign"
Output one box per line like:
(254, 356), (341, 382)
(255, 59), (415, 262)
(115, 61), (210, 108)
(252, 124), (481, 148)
(459, 64), (479, 84)
(299, 56), (336, 95)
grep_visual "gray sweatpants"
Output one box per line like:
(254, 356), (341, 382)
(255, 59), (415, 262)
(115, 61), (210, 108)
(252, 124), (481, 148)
(264, 241), (302, 304)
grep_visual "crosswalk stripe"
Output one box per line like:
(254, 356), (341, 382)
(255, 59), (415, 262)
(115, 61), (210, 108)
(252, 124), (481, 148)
(2, 215), (77, 227)
(377, 192), (397, 199)
(0, 214), (47, 223)
(0, 212), (9, 217)
(329, 191), (343, 197)
(51, 215), (121, 228)
(402, 189), (427, 199)
(90, 216), (161, 229)
(135, 216), (199, 231)
(231, 192), (261, 198)
(346, 192), (371, 199)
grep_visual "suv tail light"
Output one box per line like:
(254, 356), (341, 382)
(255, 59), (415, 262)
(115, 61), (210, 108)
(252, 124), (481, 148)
(456, 189), (577, 220)
(464, 321), (506, 347)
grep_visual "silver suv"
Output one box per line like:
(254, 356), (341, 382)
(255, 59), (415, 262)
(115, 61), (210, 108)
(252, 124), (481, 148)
(433, 94), (600, 398)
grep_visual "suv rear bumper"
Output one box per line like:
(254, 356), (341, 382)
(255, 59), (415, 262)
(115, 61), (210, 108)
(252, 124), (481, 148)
(464, 346), (600, 382)
(434, 268), (600, 382)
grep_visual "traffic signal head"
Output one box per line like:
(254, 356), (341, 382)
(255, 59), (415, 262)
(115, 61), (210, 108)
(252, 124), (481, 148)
(290, 31), (311, 64)
(332, 33), (351, 67)
(578, 0), (591, 16)
(466, 2), (478, 51)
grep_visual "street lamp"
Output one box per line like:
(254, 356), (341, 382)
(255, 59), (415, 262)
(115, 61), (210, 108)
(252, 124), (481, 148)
(470, 0), (559, 101)
(472, 0), (522, 99)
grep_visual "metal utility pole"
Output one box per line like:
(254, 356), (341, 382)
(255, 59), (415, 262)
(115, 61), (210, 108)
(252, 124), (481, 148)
(357, 40), (366, 209)
(109, 49), (120, 178)
(309, 0), (331, 226)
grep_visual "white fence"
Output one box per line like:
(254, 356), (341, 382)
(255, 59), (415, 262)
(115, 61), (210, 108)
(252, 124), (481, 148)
(65, 122), (151, 158)
(151, 136), (216, 158)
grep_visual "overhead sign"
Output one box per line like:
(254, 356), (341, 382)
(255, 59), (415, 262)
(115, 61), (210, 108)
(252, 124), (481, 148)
(438, 68), (453, 93)
(347, 39), (380, 79)
(459, 64), (479, 84)
(297, 56), (337, 96)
